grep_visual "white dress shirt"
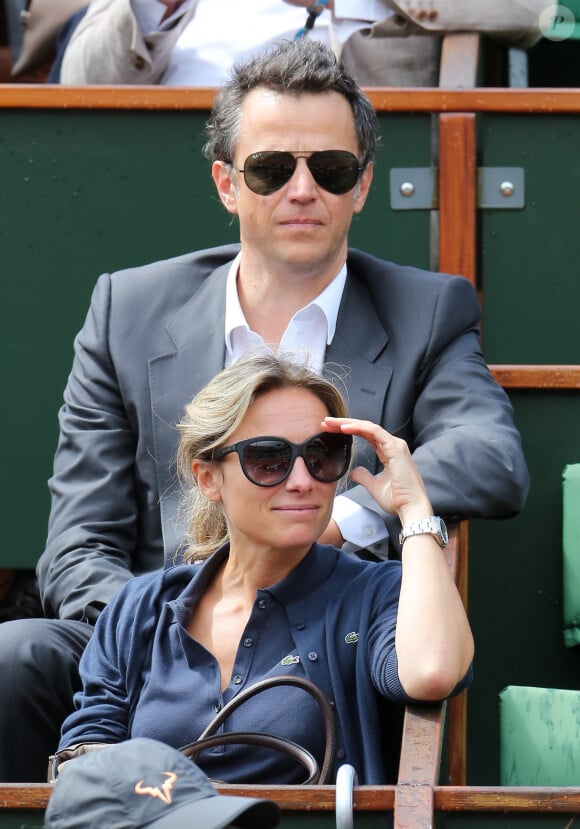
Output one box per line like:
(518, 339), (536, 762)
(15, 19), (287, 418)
(224, 254), (388, 553)
(131, 0), (392, 85)
(133, 0), (327, 85)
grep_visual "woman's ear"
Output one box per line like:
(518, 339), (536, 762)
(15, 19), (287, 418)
(191, 460), (223, 503)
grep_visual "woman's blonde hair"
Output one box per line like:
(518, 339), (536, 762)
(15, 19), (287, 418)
(176, 351), (349, 562)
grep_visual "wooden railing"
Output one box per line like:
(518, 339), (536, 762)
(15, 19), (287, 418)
(2, 783), (579, 827)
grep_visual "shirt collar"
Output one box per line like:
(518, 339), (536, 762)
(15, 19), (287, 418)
(170, 542), (341, 622)
(224, 252), (347, 357)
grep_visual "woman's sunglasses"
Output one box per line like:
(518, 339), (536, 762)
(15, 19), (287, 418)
(210, 432), (353, 487)
(236, 150), (363, 196)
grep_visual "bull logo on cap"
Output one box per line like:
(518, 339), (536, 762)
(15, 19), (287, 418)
(134, 771), (178, 804)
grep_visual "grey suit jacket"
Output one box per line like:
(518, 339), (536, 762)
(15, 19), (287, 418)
(60, 0), (549, 86)
(38, 244), (529, 621)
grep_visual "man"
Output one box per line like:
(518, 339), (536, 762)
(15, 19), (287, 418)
(57, 0), (549, 86)
(0, 37), (528, 782)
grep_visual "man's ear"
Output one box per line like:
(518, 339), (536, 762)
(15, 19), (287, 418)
(212, 160), (239, 215)
(191, 459), (223, 503)
(353, 162), (373, 214)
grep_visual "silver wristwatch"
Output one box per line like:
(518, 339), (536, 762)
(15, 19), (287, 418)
(399, 516), (448, 548)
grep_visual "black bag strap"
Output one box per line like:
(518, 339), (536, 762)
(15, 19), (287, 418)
(179, 674), (337, 785)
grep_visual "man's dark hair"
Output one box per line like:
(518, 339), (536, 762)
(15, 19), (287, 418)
(203, 37), (378, 169)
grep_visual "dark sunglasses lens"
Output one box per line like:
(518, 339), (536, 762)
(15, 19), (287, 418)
(308, 151), (360, 194)
(305, 434), (352, 482)
(242, 439), (293, 485)
(243, 152), (296, 195)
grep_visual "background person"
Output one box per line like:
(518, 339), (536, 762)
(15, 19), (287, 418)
(288, 0), (550, 85)
(54, 352), (474, 784)
(56, 0), (549, 86)
(57, 0), (330, 85)
(0, 37), (527, 782)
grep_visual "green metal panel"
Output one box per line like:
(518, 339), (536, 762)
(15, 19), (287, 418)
(467, 112), (580, 785)
(0, 107), (430, 569)
(0, 815), (43, 829)
(468, 392), (580, 785)
(353, 112), (432, 266)
(0, 109), (233, 569)
(478, 114), (580, 364)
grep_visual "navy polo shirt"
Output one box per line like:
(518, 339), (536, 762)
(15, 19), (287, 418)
(132, 551), (328, 783)
(60, 543), (472, 784)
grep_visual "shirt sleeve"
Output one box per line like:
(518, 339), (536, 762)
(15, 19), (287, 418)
(332, 494), (389, 551)
(332, 0), (391, 23)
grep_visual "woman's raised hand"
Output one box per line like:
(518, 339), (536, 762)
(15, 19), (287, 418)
(322, 417), (432, 524)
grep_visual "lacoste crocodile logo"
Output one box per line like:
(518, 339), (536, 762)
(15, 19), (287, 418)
(281, 654), (301, 666)
(345, 631), (359, 644)
(134, 771), (177, 804)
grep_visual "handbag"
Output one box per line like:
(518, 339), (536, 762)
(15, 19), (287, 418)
(48, 675), (337, 785)
(180, 674), (337, 784)
(11, 0), (88, 77)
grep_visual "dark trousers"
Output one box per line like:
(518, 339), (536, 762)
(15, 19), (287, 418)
(0, 618), (93, 781)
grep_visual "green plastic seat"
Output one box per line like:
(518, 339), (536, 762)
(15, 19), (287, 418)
(563, 463), (580, 648)
(499, 685), (580, 786)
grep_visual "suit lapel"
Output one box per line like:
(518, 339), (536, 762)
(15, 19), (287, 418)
(325, 272), (392, 422)
(325, 272), (393, 472)
(149, 255), (394, 552)
(149, 265), (229, 557)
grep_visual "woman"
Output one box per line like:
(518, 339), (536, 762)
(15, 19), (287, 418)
(56, 352), (473, 784)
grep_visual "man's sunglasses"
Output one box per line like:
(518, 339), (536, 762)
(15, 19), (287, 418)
(210, 432), (353, 487)
(236, 150), (363, 196)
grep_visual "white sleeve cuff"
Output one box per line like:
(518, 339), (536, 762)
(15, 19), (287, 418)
(332, 494), (389, 548)
(332, 0), (391, 23)
(132, 0), (194, 34)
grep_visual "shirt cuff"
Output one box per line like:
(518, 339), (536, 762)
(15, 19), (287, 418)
(132, 0), (194, 34)
(332, 494), (388, 548)
(333, 0), (391, 23)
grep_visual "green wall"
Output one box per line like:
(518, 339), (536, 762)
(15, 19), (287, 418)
(468, 113), (580, 784)
(0, 108), (431, 570)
